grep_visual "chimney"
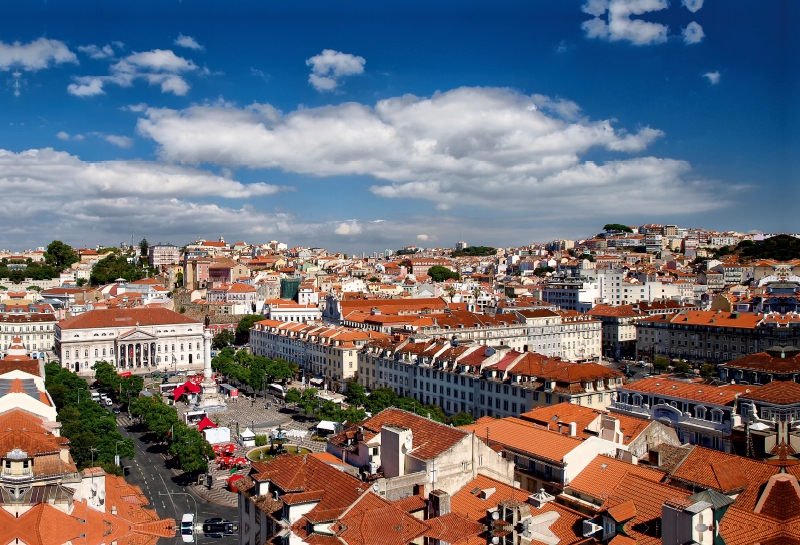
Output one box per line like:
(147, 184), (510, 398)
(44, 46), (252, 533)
(528, 488), (555, 509)
(568, 422), (577, 437)
(428, 489), (451, 518)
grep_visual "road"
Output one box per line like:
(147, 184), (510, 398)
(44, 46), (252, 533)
(113, 407), (239, 545)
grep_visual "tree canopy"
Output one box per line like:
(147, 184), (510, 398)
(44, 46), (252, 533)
(90, 253), (155, 285)
(212, 329), (235, 349)
(603, 223), (633, 233)
(45, 363), (133, 475)
(130, 395), (213, 474)
(427, 265), (459, 282)
(236, 314), (264, 344)
(452, 246), (496, 257)
(44, 240), (80, 270)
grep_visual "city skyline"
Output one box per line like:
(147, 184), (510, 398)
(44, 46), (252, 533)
(1, 0), (796, 253)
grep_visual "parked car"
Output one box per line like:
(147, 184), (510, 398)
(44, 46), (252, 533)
(112, 407), (121, 414)
(181, 514), (195, 543)
(203, 518), (237, 537)
(104, 398), (113, 406)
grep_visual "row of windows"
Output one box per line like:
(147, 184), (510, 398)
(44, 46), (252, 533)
(2, 325), (52, 332)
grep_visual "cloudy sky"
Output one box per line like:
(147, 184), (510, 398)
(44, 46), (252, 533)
(1, 0), (796, 252)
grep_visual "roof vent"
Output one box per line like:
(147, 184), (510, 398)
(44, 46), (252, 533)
(528, 488), (555, 508)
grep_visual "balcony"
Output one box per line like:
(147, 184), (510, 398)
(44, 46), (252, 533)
(1, 468), (33, 481)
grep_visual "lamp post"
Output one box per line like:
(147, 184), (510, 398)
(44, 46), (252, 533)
(160, 491), (198, 543)
(115, 440), (127, 467)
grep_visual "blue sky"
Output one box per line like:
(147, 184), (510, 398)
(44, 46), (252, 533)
(0, 0), (796, 252)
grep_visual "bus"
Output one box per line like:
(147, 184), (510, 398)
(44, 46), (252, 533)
(268, 384), (286, 399)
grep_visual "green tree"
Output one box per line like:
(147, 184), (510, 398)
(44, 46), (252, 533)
(533, 266), (555, 276)
(365, 387), (398, 413)
(176, 272), (184, 287)
(285, 387), (302, 405)
(139, 238), (149, 257)
(674, 361), (691, 374)
(44, 240), (79, 270)
(212, 329), (235, 349)
(653, 356), (669, 372)
(76, 278), (87, 287)
(700, 364), (716, 378)
(449, 411), (475, 427)
(427, 265), (459, 282)
(297, 388), (320, 415)
(344, 381), (367, 408)
(603, 223), (633, 233)
(236, 314), (265, 344)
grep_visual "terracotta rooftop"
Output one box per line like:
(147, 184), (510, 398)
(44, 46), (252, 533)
(58, 307), (200, 330)
(722, 347), (800, 374)
(334, 408), (468, 461)
(667, 445), (778, 497)
(460, 416), (582, 464)
(450, 474), (587, 545)
(620, 376), (746, 406)
(565, 455), (665, 507)
(739, 379), (800, 405)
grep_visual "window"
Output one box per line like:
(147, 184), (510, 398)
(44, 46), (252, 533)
(545, 393), (552, 404)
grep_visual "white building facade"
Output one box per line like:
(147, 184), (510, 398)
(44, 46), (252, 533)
(55, 308), (205, 376)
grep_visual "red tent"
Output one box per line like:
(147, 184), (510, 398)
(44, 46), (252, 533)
(196, 416), (217, 431)
(173, 381), (201, 400)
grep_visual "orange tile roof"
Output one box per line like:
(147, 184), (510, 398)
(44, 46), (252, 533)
(565, 455), (665, 507)
(667, 446), (778, 497)
(520, 402), (602, 437)
(740, 380), (800, 405)
(620, 376), (745, 406)
(460, 416), (582, 464)
(450, 474), (587, 545)
(602, 473), (693, 545)
(351, 408), (468, 461)
(58, 307), (200, 329)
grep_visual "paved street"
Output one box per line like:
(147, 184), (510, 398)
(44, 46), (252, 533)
(113, 407), (239, 545)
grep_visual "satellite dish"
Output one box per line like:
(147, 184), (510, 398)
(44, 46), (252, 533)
(491, 511), (500, 520)
(696, 524), (709, 532)
(404, 435), (413, 449)
(491, 537), (500, 545)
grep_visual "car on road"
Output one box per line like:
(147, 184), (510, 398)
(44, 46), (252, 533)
(112, 407), (121, 414)
(104, 398), (113, 406)
(203, 518), (237, 537)
(181, 513), (195, 543)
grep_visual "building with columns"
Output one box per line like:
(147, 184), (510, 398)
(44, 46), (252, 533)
(55, 308), (205, 376)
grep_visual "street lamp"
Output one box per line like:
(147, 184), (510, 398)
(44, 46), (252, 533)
(160, 491), (198, 543)
(115, 440), (127, 467)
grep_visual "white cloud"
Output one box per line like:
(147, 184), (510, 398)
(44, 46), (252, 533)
(306, 50), (365, 92)
(582, 0), (669, 46)
(67, 77), (105, 96)
(174, 34), (204, 51)
(68, 49), (198, 97)
(682, 22), (705, 44)
(0, 38), (78, 71)
(334, 221), (363, 235)
(703, 71), (721, 84)
(55, 131), (85, 142)
(417, 234), (429, 241)
(95, 133), (134, 148)
(123, 103), (148, 112)
(682, 0), (704, 13)
(0, 148), (299, 247)
(129, 86), (733, 217)
(77, 44), (116, 59)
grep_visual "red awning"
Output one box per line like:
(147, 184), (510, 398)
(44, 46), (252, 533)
(119, 372), (132, 378)
(197, 416), (218, 431)
(182, 381), (202, 393)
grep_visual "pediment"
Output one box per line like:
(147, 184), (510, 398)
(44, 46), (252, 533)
(118, 329), (158, 341)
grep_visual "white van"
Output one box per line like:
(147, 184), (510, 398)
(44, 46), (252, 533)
(181, 513), (195, 543)
(91, 392), (101, 402)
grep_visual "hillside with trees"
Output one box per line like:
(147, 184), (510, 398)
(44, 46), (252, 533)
(452, 246), (496, 257)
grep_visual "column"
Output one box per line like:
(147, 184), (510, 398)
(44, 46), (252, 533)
(203, 329), (212, 381)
